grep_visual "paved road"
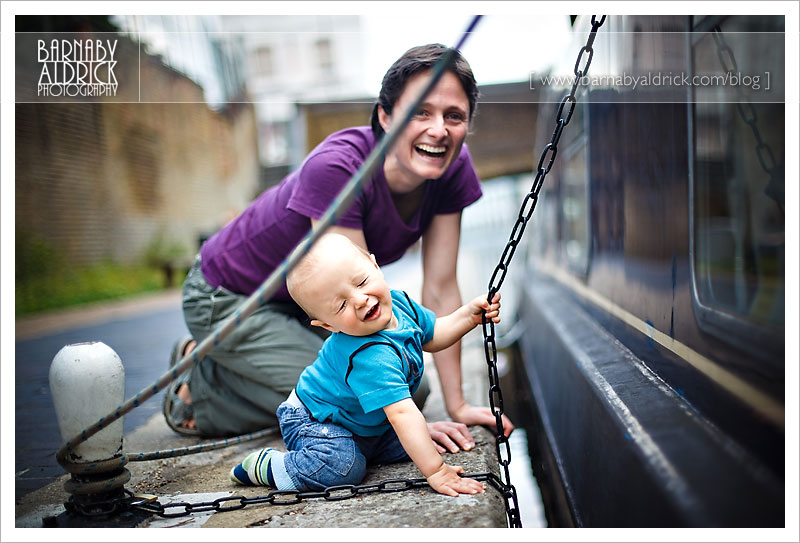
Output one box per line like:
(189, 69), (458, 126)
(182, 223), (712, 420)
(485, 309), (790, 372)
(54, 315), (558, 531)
(15, 297), (189, 499)
(13, 176), (546, 525)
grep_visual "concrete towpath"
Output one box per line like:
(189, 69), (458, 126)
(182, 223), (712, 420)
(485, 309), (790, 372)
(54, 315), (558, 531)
(16, 373), (508, 530)
(13, 250), (514, 531)
(12, 176), (539, 532)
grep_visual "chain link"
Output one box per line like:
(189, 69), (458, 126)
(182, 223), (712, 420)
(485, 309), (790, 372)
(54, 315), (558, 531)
(481, 14), (605, 528)
(710, 25), (783, 213)
(127, 474), (495, 519)
(71, 16), (607, 529)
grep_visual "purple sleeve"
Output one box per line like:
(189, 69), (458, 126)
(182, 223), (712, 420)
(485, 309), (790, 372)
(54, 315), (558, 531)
(436, 144), (482, 214)
(286, 150), (364, 230)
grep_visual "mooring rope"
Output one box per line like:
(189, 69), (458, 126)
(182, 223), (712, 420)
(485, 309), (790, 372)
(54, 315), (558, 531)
(55, 15), (484, 475)
(54, 16), (611, 529)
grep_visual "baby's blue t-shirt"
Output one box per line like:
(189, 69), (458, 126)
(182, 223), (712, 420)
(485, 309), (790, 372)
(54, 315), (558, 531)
(295, 290), (436, 437)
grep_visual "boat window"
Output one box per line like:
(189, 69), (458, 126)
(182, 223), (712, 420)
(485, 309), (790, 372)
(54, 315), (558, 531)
(561, 130), (590, 276)
(690, 16), (785, 345)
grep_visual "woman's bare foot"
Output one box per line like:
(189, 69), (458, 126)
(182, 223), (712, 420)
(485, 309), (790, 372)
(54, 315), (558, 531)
(178, 340), (197, 430)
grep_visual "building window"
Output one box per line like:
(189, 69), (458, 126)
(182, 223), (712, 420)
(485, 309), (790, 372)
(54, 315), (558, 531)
(255, 46), (273, 77)
(315, 38), (333, 74)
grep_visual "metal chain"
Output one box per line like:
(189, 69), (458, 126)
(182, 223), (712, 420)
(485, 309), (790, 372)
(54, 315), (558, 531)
(710, 25), (783, 214)
(55, 15), (484, 474)
(481, 15), (606, 529)
(57, 16), (608, 528)
(125, 473), (506, 519)
(65, 490), (133, 517)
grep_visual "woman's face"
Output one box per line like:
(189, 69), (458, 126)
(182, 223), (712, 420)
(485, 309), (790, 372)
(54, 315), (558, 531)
(379, 70), (470, 192)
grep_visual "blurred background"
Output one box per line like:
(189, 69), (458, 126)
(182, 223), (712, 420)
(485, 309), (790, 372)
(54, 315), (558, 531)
(14, 13), (573, 317)
(14, 15), (575, 525)
(12, 12), (792, 529)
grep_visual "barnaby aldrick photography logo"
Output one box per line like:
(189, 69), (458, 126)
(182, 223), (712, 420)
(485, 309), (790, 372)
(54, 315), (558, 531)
(37, 38), (118, 97)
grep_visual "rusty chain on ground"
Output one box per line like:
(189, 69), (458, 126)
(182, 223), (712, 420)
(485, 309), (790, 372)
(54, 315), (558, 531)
(122, 472), (511, 519)
(60, 15), (606, 528)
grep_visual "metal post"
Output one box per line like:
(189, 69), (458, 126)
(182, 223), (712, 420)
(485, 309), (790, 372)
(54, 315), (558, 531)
(49, 342), (130, 518)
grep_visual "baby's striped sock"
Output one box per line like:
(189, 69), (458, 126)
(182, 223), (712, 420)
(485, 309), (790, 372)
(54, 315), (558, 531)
(230, 447), (278, 486)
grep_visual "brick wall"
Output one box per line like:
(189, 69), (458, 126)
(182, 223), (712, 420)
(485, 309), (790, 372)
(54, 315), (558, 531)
(15, 39), (260, 269)
(16, 46), (541, 270)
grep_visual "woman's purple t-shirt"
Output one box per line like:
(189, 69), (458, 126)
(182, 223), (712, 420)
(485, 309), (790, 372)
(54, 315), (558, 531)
(200, 126), (482, 301)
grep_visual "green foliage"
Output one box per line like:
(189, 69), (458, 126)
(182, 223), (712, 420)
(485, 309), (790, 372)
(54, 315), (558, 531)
(15, 261), (168, 316)
(15, 231), (176, 316)
(16, 230), (61, 280)
(143, 234), (189, 268)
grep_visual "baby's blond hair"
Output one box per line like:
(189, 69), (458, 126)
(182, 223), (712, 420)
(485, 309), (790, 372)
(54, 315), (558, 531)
(286, 233), (371, 317)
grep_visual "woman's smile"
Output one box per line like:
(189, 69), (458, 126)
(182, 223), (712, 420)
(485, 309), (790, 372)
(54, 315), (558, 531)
(380, 71), (470, 191)
(414, 143), (448, 164)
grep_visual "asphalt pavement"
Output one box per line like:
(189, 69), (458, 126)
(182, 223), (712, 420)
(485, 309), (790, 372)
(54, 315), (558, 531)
(14, 289), (188, 499)
(12, 175), (547, 528)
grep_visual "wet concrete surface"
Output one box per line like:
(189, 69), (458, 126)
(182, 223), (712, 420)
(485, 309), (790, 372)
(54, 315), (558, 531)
(14, 325), (510, 529)
(12, 176), (545, 530)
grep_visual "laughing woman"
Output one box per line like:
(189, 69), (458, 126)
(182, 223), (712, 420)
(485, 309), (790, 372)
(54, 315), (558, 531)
(163, 43), (514, 451)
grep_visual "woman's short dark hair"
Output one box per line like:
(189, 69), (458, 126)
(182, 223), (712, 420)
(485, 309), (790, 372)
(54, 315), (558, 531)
(370, 43), (479, 138)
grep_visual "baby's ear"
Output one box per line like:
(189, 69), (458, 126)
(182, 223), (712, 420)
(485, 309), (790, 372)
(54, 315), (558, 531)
(369, 253), (379, 269)
(311, 319), (339, 334)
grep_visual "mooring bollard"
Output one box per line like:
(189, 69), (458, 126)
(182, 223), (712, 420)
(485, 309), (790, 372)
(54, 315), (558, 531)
(49, 341), (130, 517)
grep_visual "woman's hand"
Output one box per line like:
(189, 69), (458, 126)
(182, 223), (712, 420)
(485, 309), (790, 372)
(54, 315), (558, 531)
(450, 403), (515, 437)
(426, 421), (476, 454)
(426, 404), (515, 454)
